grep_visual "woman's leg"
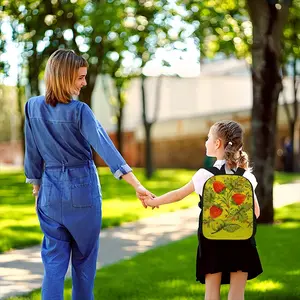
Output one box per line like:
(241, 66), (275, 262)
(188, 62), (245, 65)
(71, 238), (99, 300)
(204, 272), (222, 300)
(228, 271), (248, 300)
(38, 208), (71, 300)
(66, 205), (101, 300)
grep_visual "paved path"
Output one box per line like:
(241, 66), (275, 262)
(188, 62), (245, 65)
(1, 182), (300, 299)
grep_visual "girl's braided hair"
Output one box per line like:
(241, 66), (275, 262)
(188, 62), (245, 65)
(212, 120), (249, 170)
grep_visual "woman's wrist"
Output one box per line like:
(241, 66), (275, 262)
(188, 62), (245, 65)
(32, 185), (40, 197)
(134, 183), (143, 190)
(122, 172), (142, 190)
(32, 190), (39, 197)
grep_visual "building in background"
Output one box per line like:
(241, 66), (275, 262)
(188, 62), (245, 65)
(92, 59), (298, 170)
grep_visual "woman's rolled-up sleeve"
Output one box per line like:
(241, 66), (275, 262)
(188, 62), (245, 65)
(79, 103), (132, 179)
(24, 101), (44, 185)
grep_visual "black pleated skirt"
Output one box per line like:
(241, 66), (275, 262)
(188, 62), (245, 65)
(196, 234), (263, 284)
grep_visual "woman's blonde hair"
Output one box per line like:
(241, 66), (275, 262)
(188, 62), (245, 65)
(212, 120), (250, 170)
(45, 49), (88, 106)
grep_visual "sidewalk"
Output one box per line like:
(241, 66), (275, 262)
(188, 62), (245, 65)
(1, 182), (300, 299)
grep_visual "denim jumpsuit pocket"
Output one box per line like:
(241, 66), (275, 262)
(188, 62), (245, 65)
(40, 184), (52, 207)
(71, 182), (93, 208)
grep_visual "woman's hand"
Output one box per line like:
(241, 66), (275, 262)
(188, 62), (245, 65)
(32, 185), (40, 212)
(135, 185), (158, 209)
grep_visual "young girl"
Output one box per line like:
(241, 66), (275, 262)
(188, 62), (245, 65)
(24, 49), (153, 300)
(144, 120), (263, 300)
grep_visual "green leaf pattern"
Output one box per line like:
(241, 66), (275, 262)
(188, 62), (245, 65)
(202, 175), (254, 240)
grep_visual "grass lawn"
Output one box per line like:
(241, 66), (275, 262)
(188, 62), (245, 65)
(274, 171), (300, 185)
(7, 202), (300, 300)
(1, 168), (300, 254)
(0, 168), (198, 253)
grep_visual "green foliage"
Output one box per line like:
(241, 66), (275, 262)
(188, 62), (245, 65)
(182, 0), (298, 68)
(182, 0), (251, 61)
(1, 0), (176, 104)
(283, 0), (300, 64)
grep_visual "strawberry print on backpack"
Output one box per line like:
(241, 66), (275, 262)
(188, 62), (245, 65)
(201, 165), (255, 240)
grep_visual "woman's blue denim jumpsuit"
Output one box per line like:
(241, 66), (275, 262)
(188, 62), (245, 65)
(24, 96), (132, 300)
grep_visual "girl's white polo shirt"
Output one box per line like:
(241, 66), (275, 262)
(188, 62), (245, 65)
(192, 159), (258, 196)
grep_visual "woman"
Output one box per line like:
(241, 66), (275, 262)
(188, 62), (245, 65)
(24, 49), (152, 300)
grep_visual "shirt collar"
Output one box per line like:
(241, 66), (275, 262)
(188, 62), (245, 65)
(213, 159), (226, 169)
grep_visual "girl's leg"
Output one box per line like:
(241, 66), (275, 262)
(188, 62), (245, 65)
(228, 271), (248, 300)
(204, 272), (222, 300)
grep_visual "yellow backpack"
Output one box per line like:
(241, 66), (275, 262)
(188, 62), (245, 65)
(201, 165), (256, 240)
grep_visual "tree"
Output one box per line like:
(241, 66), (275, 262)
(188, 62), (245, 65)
(248, 0), (291, 223)
(130, 0), (175, 178)
(102, 0), (174, 178)
(3, 0), (83, 97)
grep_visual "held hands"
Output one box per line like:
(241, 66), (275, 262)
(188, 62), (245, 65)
(144, 195), (158, 208)
(135, 185), (158, 209)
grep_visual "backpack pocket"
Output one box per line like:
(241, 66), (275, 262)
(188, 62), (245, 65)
(202, 174), (255, 240)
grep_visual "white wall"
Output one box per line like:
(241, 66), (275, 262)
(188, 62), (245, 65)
(91, 73), (294, 138)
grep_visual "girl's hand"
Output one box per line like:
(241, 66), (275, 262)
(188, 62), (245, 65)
(135, 185), (156, 208)
(32, 185), (40, 212)
(144, 196), (159, 208)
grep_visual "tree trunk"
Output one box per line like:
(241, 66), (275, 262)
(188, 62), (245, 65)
(27, 55), (41, 97)
(116, 85), (124, 155)
(248, 0), (290, 223)
(141, 75), (154, 179)
(145, 122), (153, 179)
(17, 84), (25, 165)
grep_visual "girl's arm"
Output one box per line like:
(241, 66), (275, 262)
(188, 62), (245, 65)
(145, 181), (195, 207)
(254, 193), (260, 219)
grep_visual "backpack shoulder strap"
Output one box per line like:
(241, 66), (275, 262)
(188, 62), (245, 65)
(234, 167), (246, 176)
(204, 167), (221, 175)
(220, 164), (226, 174)
(204, 164), (226, 175)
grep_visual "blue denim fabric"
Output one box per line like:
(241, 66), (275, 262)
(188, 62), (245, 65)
(24, 96), (132, 300)
(37, 161), (101, 300)
(24, 95), (132, 184)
